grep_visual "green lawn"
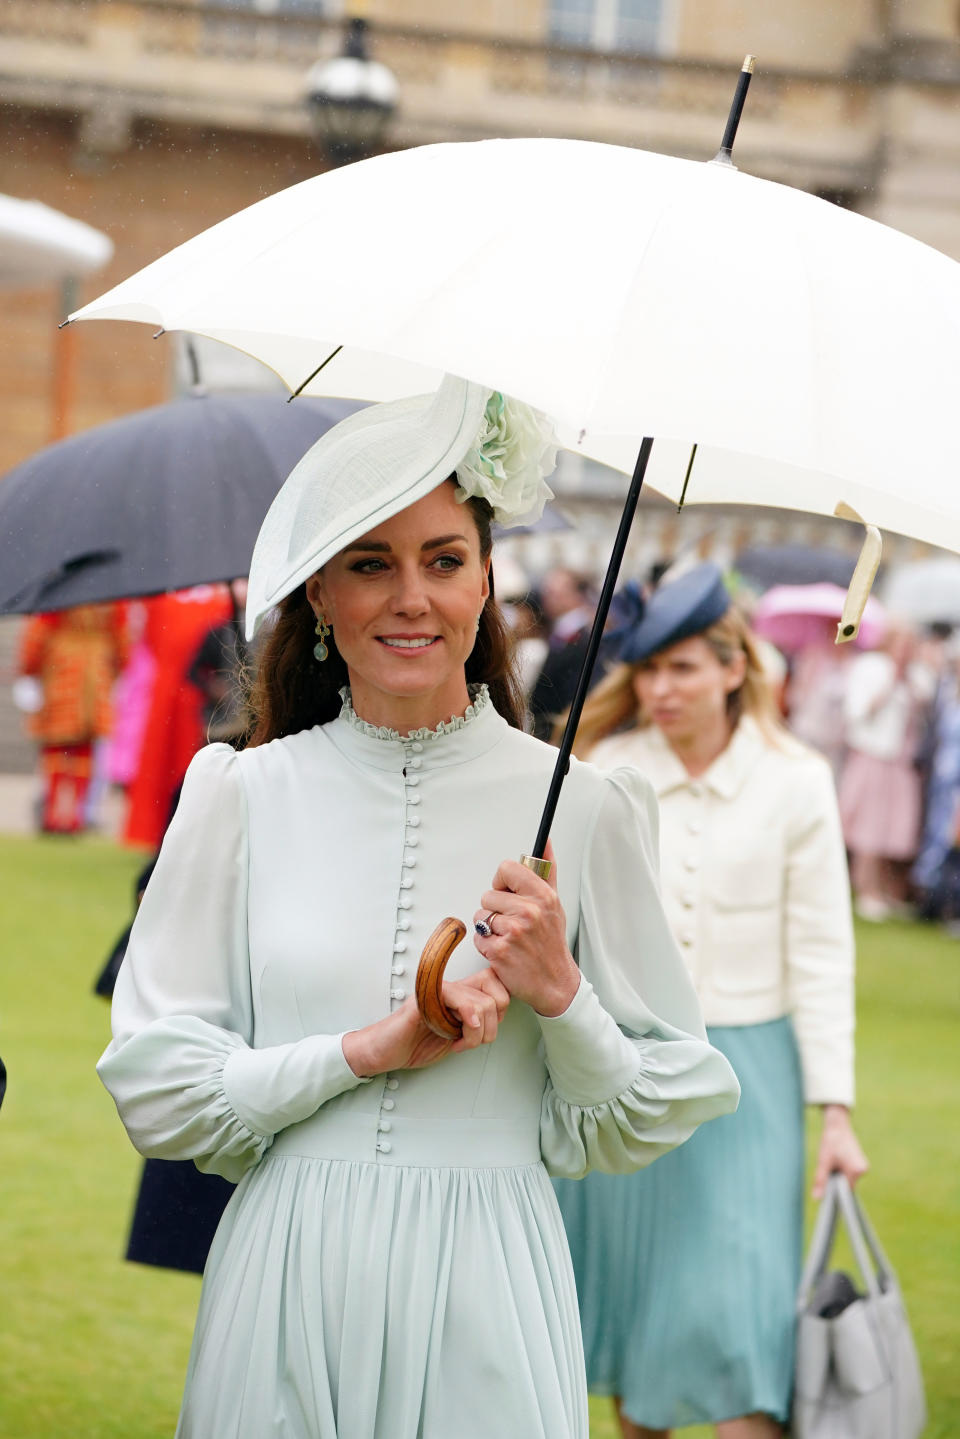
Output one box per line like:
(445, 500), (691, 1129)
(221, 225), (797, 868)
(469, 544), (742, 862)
(1, 833), (957, 1437)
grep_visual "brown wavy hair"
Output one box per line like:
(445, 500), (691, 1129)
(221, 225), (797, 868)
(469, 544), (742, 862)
(245, 487), (526, 745)
(569, 604), (784, 758)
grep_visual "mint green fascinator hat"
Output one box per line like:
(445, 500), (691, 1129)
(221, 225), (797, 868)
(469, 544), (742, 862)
(245, 374), (559, 640)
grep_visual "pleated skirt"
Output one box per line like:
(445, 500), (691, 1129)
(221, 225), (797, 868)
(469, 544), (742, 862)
(175, 1156), (587, 1439)
(554, 1018), (804, 1429)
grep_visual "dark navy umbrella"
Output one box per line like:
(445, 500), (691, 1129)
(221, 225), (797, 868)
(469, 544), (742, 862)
(734, 543), (859, 593)
(0, 391), (359, 613)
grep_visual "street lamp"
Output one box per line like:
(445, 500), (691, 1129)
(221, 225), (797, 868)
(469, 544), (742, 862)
(306, 18), (399, 167)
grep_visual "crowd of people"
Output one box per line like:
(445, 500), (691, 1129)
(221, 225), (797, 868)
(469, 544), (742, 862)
(504, 561), (960, 937)
(15, 581), (246, 844)
(18, 544), (960, 939)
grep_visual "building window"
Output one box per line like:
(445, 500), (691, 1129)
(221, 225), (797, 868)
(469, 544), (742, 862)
(549, 0), (669, 53)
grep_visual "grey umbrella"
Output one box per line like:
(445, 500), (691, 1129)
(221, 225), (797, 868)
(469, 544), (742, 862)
(0, 391), (359, 613)
(734, 543), (860, 593)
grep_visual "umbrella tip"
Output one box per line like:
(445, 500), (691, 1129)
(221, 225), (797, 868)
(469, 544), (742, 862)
(57, 317), (72, 331)
(713, 53), (757, 165)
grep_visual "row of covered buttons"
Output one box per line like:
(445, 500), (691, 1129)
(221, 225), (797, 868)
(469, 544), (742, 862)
(378, 742), (425, 1155)
(389, 739), (425, 1010)
(678, 782), (705, 950)
(378, 1073), (401, 1154)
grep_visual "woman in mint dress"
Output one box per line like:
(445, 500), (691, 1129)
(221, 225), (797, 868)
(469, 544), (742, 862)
(97, 380), (739, 1439)
(555, 564), (868, 1439)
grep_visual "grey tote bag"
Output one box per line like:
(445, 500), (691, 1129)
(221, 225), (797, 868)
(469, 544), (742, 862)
(792, 1174), (926, 1439)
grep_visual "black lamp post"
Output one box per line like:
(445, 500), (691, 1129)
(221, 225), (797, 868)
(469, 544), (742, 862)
(306, 18), (399, 167)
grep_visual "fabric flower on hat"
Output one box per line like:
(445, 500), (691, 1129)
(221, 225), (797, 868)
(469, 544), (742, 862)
(454, 391), (558, 525)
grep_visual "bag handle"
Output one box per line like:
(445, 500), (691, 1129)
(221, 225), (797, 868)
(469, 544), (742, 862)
(830, 1175), (883, 1301)
(834, 1173), (896, 1292)
(797, 1173), (896, 1311)
(796, 1171), (841, 1309)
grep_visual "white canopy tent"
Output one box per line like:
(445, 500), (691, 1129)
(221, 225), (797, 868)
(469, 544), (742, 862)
(0, 194), (112, 288)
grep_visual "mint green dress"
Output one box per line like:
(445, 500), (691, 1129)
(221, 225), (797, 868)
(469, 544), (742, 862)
(98, 689), (739, 1439)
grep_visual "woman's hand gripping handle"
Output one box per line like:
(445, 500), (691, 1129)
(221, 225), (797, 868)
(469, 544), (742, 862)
(414, 844), (580, 1037)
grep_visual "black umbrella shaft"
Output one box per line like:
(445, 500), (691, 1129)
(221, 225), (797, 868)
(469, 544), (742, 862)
(718, 55), (755, 160)
(531, 436), (654, 859)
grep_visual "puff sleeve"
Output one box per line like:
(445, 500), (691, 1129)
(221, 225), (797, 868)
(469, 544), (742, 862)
(539, 767), (740, 1178)
(96, 745), (368, 1182)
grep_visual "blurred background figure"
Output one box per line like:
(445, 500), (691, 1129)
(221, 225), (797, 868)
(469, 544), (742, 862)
(751, 580), (887, 782)
(528, 565), (595, 739)
(839, 622), (937, 920)
(554, 564), (864, 1439)
(16, 603), (129, 834)
(911, 633), (960, 927)
(783, 637), (854, 780)
(106, 603), (154, 796)
(121, 584), (233, 849)
(507, 590), (549, 700)
(187, 577), (252, 746)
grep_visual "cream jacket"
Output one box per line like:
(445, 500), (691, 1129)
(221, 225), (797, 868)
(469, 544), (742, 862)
(592, 717), (855, 1106)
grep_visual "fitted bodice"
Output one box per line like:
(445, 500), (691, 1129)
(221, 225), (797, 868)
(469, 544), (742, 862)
(241, 691), (582, 1167)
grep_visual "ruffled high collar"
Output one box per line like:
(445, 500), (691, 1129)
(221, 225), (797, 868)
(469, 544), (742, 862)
(337, 684), (491, 742)
(328, 684), (505, 773)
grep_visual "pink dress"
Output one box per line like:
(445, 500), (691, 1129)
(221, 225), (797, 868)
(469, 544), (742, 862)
(838, 652), (930, 859)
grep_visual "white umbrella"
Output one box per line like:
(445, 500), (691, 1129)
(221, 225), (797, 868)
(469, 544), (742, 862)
(69, 135), (960, 555)
(68, 113), (960, 1031)
(0, 194), (112, 288)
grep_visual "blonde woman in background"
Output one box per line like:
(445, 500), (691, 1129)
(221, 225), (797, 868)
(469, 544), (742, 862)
(553, 564), (868, 1439)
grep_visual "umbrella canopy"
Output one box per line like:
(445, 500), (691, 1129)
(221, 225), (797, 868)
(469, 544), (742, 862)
(734, 544), (859, 592)
(0, 194), (113, 287)
(70, 136), (960, 555)
(881, 557), (960, 626)
(0, 391), (358, 613)
(752, 583), (886, 653)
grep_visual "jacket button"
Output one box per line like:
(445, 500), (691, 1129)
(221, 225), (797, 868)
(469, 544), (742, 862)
(407, 815), (421, 828)
(392, 963), (406, 976)
(393, 939), (408, 952)
(377, 1140), (392, 1154)
(386, 1077), (399, 1090)
(409, 756), (423, 769)
(382, 1097), (395, 1111)
(407, 793), (421, 806)
(390, 987), (406, 1000)
(411, 742), (424, 753)
(398, 896), (412, 910)
(406, 773), (420, 787)
(378, 1119), (392, 1133)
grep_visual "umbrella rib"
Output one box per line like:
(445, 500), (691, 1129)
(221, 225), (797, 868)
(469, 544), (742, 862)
(677, 443), (698, 511)
(289, 345), (343, 400)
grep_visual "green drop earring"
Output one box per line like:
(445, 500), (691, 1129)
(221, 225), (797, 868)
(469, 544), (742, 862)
(313, 613), (331, 663)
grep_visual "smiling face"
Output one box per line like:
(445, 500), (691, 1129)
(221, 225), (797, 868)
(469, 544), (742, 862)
(632, 634), (746, 749)
(305, 481), (490, 732)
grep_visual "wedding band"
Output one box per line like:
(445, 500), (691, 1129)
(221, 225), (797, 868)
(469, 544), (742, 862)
(475, 915), (494, 938)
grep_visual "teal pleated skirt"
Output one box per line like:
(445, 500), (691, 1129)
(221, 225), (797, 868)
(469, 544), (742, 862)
(553, 1018), (804, 1429)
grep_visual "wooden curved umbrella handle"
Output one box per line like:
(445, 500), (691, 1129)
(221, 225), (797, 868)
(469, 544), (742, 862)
(415, 916), (467, 1039)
